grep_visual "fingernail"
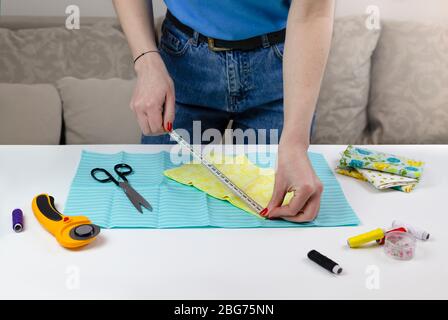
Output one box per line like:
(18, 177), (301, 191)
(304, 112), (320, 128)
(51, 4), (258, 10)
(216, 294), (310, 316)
(260, 208), (268, 216)
(167, 122), (173, 132)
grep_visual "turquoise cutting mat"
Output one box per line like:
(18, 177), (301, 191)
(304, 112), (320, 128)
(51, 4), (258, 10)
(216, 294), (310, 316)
(64, 151), (359, 228)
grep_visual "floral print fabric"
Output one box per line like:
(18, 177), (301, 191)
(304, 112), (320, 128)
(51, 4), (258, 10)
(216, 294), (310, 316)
(337, 145), (425, 192)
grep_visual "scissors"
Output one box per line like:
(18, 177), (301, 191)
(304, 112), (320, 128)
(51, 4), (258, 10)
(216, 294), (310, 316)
(90, 163), (152, 213)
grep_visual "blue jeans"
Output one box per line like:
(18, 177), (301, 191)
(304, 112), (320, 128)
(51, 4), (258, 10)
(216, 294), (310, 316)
(142, 18), (286, 145)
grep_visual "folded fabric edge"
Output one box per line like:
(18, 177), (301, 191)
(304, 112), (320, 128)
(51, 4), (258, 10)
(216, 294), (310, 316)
(335, 167), (416, 193)
(340, 145), (425, 180)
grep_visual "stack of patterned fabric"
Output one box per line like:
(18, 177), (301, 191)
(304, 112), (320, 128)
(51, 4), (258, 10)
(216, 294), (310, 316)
(336, 145), (425, 193)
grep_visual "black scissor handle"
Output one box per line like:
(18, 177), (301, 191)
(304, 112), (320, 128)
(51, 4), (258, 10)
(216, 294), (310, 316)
(90, 168), (119, 186)
(114, 163), (133, 182)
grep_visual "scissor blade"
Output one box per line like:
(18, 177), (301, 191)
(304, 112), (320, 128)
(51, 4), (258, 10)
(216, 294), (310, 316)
(119, 182), (153, 213)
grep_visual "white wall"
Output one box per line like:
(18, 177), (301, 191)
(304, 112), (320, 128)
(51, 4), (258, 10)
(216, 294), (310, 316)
(1, 0), (447, 23)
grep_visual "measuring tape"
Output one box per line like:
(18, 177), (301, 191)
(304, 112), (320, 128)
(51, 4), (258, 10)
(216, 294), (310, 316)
(169, 130), (264, 214)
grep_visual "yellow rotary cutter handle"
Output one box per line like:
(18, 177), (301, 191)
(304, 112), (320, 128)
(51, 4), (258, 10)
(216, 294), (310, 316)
(32, 194), (100, 249)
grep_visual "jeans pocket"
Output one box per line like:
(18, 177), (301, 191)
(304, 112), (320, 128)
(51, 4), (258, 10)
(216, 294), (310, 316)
(272, 42), (284, 60)
(159, 19), (191, 56)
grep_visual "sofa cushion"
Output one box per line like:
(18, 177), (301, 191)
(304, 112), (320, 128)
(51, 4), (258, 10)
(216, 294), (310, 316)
(312, 16), (381, 144)
(0, 22), (135, 84)
(0, 83), (62, 144)
(57, 77), (141, 144)
(369, 21), (448, 144)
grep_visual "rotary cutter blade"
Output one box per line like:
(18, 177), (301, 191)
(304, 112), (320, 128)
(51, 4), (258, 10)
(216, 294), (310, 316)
(32, 194), (100, 249)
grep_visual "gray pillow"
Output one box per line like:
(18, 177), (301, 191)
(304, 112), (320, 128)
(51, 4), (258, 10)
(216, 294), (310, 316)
(369, 21), (448, 144)
(0, 22), (135, 84)
(312, 16), (381, 144)
(57, 77), (141, 144)
(0, 83), (62, 144)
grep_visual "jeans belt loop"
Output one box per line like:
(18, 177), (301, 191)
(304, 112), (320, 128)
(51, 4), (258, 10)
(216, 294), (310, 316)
(261, 34), (270, 48)
(191, 31), (199, 47)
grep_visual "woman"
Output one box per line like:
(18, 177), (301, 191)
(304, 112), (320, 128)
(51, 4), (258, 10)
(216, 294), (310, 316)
(113, 0), (334, 222)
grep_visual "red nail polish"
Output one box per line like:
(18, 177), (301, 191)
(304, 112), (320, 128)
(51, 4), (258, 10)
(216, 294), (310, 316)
(260, 208), (268, 216)
(167, 122), (173, 132)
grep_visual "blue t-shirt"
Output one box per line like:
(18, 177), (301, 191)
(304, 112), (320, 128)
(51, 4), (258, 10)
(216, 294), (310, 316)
(163, 0), (291, 41)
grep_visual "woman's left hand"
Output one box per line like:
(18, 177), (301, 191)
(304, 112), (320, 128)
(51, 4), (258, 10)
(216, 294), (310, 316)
(263, 143), (323, 222)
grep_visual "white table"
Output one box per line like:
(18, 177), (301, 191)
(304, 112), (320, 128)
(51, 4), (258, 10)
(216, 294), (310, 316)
(0, 145), (446, 300)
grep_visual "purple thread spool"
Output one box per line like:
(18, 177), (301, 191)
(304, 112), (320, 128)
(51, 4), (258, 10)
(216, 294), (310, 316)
(12, 209), (24, 232)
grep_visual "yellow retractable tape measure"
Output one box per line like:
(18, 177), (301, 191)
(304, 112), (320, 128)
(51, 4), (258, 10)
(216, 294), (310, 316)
(32, 194), (100, 249)
(347, 228), (385, 248)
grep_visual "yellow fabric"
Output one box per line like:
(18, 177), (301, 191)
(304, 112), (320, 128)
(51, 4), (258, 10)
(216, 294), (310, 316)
(336, 167), (368, 182)
(164, 154), (293, 216)
(336, 167), (416, 193)
(399, 184), (415, 193)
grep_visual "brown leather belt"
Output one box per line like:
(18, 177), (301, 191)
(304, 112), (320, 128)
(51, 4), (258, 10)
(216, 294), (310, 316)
(166, 10), (286, 52)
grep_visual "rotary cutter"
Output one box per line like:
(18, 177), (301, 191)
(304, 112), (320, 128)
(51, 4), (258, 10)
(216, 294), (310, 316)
(32, 194), (100, 249)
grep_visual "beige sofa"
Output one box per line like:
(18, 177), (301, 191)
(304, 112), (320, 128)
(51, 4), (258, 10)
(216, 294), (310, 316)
(1, 15), (447, 145)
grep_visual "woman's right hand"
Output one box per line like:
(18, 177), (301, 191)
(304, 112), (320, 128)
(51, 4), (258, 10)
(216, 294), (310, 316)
(131, 53), (175, 135)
